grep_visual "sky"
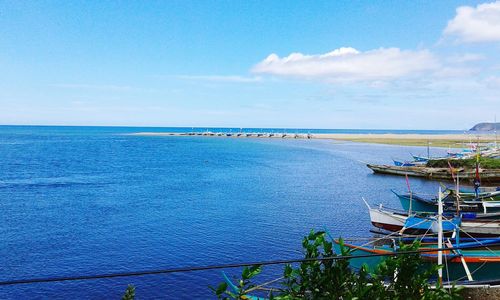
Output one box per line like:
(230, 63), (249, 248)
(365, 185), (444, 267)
(1, 1), (500, 130)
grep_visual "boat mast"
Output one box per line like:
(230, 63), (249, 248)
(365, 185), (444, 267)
(427, 140), (430, 159)
(456, 170), (460, 215)
(437, 187), (443, 287)
(495, 115), (498, 150)
(405, 174), (412, 215)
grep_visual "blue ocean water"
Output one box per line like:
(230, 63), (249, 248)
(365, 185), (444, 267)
(0, 126), (452, 299)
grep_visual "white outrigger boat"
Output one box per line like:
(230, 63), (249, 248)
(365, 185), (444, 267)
(364, 199), (500, 237)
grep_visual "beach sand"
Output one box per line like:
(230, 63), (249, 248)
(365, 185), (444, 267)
(129, 132), (498, 148)
(313, 133), (497, 148)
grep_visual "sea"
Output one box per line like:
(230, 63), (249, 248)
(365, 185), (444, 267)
(0, 126), (463, 299)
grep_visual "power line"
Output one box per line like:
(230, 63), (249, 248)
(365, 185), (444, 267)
(0, 242), (499, 286)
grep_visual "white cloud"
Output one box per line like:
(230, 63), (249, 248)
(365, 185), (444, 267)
(446, 53), (485, 64)
(252, 47), (439, 82)
(485, 76), (500, 88)
(444, 1), (500, 43)
(433, 66), (479, 78)
(176, 75), (262, 83)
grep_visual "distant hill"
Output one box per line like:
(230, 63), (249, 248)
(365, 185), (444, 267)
(470, 122), (500, 132)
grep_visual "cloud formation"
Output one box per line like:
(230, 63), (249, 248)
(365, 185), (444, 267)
(444, 1), (500, 43)
(252, 47), (439, 82)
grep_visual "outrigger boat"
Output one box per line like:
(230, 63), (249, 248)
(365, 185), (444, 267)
(366, 164), (500, 184)
(393, 160), (420, 167)
(393, 189), (500, 214)
(365, 202), (500, 237)
(338, 189), (500, 283)
(411, 154), (449, 163)
(333, 238), (500, 282)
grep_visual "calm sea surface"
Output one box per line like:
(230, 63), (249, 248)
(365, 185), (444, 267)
(0, 126), (455, 299)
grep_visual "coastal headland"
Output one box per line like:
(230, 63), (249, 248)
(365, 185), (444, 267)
(129, 132), (498, 148)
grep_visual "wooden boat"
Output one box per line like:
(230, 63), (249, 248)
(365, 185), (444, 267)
(447, 150), (474, 159)
(393, 160), (419, 167)
(393, 189), (500, 214)
(333, 238), (500, 282)
(412, 154), (430, 162)
(366, 204), (500, 237)
(411, 154), (450, 162)
(366, 164), (500, 184)
(340, 187), (500, 284)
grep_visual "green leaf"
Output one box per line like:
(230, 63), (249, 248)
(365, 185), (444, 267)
(121, 285), (135, 300)
(215, 282), (228, 296)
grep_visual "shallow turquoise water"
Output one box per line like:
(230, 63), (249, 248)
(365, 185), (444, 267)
(0, 126), (449, 299)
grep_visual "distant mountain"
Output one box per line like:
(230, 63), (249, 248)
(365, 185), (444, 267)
(470, 122), (500, 132)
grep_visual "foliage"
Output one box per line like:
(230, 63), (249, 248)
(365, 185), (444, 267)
(212, 230), (463, 300)
(426, 157), (500, 169)
(279, 230), (381, 299)
(122, 284), (135, 300)
(211, 265), (262, 300)
(372, 242), (462, 300)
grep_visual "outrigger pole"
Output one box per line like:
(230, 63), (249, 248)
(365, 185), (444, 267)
(437, 187), (443, 287)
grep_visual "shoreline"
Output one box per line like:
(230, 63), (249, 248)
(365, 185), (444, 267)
(128, 132), (498, 148)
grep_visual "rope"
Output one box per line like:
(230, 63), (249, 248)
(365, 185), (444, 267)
(459, 227), (497, 256)
(358, 217), (435, 248)
(245, 276), (284, 293)
(443, 247), (451, 291)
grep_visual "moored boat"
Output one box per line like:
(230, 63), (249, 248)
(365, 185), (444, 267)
(365, 202), (500, 237)
(393, 189), (500, 214)
(367, 164), (500, 184)
(393, 160), (419, 167)
(333, 239), (500, 282)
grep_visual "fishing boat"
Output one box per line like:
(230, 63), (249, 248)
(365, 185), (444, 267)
(366, 164), (500, 184)
(339, 191), (500, 283)
(447, 148), (475, 159)
(333, 238), (500, 282)
(411, 154), (449, 162)
(366, 203), (500, 237)
(393, 189), (500, 214)
(411, 154), (430, 162)
(393, 160), (420, 167)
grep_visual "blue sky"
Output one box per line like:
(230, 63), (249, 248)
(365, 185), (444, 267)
(1, 1), (499, 129)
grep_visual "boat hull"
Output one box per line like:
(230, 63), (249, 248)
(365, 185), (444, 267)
(395, 193), (437, 213)
(395, 191), (500, 214)
(368, 207), (500, 237)
(367, 164), (500, 185)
